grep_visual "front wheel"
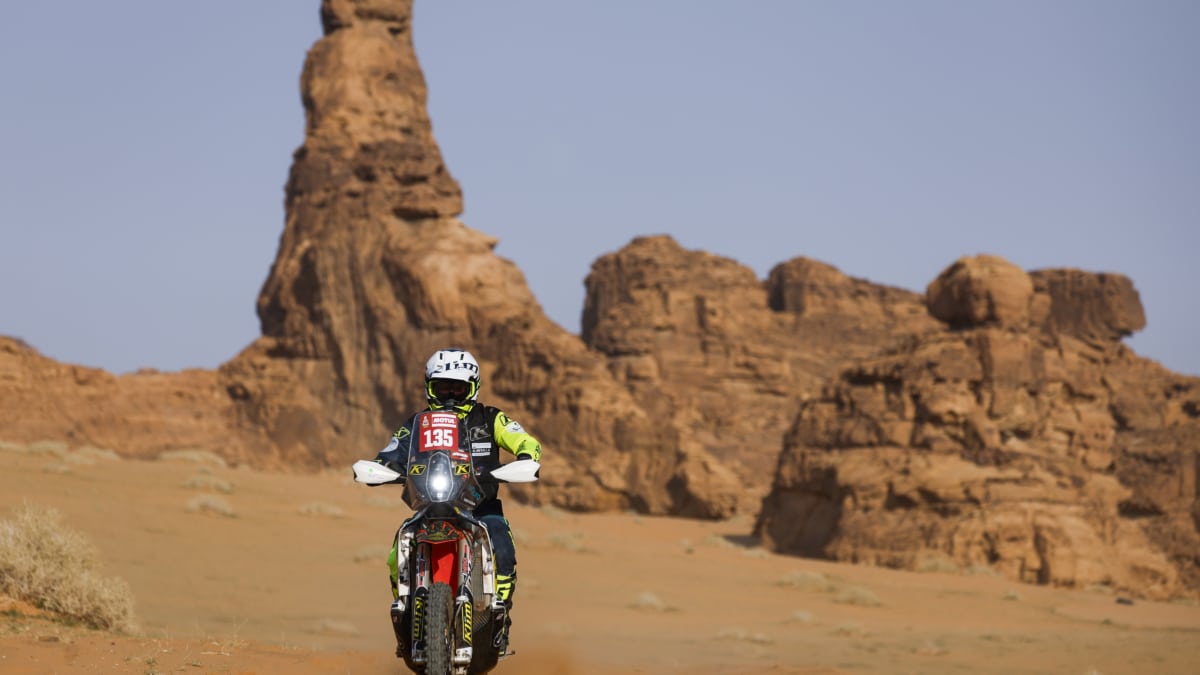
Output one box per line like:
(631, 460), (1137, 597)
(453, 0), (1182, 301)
(425, 582), (455, 675)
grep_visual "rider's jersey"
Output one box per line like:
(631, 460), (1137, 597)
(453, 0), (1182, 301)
(374, 402), (542, 501)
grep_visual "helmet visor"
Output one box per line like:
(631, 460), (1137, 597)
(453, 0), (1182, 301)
(430, 379), (471, 401)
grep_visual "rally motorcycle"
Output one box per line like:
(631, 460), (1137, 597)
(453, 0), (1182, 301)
(353, 410), (540, 675)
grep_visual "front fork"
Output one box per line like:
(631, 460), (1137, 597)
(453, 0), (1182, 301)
(402, 533), (491, 667)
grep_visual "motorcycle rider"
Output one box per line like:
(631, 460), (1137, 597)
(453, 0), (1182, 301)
(372, 347), (542, 657)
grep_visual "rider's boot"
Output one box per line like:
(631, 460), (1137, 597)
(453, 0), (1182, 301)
(494, 573), (516, 655)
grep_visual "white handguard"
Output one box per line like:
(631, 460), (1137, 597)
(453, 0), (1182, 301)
(353, 459), (403, 485)
(489, 459), (540, 483)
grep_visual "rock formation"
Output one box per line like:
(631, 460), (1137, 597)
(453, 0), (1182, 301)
(582, 237), (938, 510)
(756, 255), (1200, 599)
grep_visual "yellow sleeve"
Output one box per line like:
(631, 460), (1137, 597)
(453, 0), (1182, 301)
(493, 410), (542, 461)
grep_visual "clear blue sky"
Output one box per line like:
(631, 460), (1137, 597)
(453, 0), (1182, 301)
(2, 1), (1197, 376)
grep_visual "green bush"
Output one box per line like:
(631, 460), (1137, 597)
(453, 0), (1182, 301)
(0, 504), (137, 632)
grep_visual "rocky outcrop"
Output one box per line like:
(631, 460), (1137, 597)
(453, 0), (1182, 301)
(0, 337), (247, 461)
(756, 255), (1200, 599)
(581, 238), (938, 509)
(1030, 268), (1147, 342)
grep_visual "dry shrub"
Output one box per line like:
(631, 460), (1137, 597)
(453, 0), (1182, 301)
(787, 609), (815, 624)
(914, 638), (949, 656)
(27, 440), (69, 456)
(916, 554), (960, 574)
(715, 627), (773, 644)
(628, 592), (675, 612)
(965, 563), (1000, 576)
(186, 495), (236, 517)
(776, 570), (836, 592)
(183, 474), (234, 494)
(701, 535), (736, 549)
(834, 586), (882, 607)
(830, 621), (864, 637)
(0, 504), (137, 632)
(157, 449), (228, 469)
(75, 446), (121, 462)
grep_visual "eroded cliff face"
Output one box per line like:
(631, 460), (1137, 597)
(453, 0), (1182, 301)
(581, 236), (939, 511)
(755, 255), (1200, 599)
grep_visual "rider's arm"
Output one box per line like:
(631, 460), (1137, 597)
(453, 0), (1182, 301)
(374, 425), (413, 472)
(493, 411), (542, 461)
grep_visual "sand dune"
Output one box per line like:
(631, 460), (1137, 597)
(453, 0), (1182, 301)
(1, 447), (1198, 674)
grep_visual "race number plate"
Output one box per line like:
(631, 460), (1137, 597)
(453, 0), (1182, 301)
(417, 411), (460, 453)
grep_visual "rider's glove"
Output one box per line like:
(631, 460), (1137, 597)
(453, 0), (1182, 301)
(516, 453), (535, 462)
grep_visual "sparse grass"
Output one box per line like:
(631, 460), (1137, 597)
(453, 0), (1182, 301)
(183, 474), (234, 494)
(913, 638), (949, 656)
(741, 547), (771, 559)
(157, 449), (227, 469)
(715, 627), (773, 644)
(1085, 584), (1115, 595)
(776, 570), (836, 592)
(0, 504), (137, 632)
(298, 502), (345, 518)
(701, 535), (736, 549)
(964, 563), (1000, 576)
(834, 586), (882, 607)
(1003, 590), (1021, 601)
(786, 609), (815, 624)
(186, 495), (236, 518)
(0, 442), (120, 465)
(628, 592), (675, 612)
(830, 621), (864, 637)
(916, 554), (960, 574)
(539, 504), (568, 520)
(60, 446), (121, 466)
(75, 446), (120, 461)
(27, 440), (69, 456)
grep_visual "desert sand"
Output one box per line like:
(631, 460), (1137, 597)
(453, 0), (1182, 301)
(1, 447), (1198, 675)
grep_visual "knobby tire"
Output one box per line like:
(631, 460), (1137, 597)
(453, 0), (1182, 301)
(426, 582), (454, 675)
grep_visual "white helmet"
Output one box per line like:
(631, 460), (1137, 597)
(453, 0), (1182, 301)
(424, 348), (480, 410)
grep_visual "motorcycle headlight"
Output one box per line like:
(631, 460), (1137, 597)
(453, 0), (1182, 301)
(428, 454), (454, 501)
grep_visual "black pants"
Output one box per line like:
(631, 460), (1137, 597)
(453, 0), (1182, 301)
(473, 498), (516, 579)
